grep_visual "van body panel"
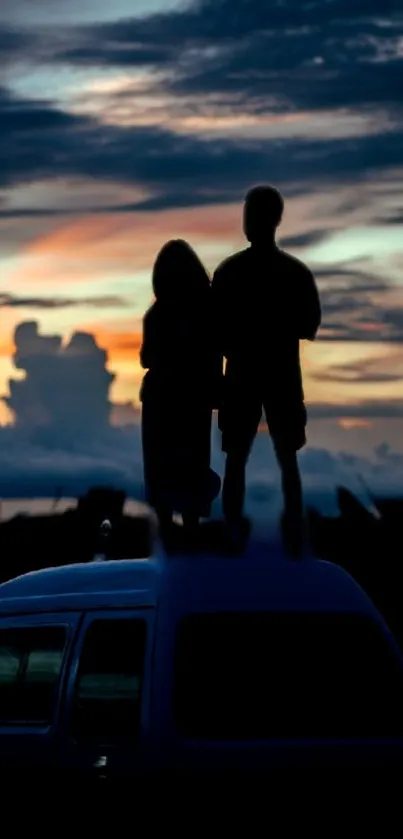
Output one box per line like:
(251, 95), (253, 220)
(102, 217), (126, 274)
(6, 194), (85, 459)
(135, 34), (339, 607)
(0, 546), (403, 775)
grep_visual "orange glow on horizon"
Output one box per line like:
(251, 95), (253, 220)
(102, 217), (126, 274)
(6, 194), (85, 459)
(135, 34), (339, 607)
(90, 327), (143, 361)
(0, 338), (14, 358)
(0, 320), (143, 365)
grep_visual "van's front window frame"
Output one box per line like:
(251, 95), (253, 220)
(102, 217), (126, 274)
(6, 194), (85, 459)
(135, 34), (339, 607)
(70, 617), (147, 744)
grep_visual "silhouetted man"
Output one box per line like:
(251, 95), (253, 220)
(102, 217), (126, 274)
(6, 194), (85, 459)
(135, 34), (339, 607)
(212, 185), (321, 553)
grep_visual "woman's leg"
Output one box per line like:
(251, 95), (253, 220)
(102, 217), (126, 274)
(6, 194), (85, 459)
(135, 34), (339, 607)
(182, 510), (200, 530)
(155, 504), (173, 531)
(142, 390), (172, 528)
(178, 401), (212, 523)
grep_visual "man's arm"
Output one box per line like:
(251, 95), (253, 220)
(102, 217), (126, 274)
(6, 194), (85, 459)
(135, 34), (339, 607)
(211, 265), (228, 351)
(298, 266), (321, 341)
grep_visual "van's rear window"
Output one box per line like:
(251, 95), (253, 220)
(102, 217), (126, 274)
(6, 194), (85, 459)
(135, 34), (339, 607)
(174, 612), (403, 740)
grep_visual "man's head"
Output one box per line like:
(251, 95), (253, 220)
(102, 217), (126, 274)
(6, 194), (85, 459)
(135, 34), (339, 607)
(243, 185), (284, 244)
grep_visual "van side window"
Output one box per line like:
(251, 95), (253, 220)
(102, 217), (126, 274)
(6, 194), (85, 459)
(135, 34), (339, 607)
(71, 619), (146, 741)
(175, 612), (403, 740)
(0, 626), (66, 725)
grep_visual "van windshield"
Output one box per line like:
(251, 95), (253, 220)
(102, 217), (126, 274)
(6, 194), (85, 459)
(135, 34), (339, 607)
(174, 612), (403, 740)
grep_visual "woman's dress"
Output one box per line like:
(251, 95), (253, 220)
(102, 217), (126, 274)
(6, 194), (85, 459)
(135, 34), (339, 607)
(140, 301), (221, 517)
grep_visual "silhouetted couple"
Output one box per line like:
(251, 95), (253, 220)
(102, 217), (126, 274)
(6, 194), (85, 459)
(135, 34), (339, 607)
(140, 185), (321, 554)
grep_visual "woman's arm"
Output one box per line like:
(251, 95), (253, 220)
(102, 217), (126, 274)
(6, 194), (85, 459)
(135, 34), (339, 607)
(210, 349), (224, 409)
(140, 306), (158, 369)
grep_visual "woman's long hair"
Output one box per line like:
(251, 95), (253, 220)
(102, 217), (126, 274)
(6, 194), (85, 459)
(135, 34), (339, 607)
(152, 239), (210, 306)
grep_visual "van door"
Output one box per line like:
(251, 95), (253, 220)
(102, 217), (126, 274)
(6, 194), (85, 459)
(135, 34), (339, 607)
(60, 610), (152, 782)
(0, 612), (81, 779)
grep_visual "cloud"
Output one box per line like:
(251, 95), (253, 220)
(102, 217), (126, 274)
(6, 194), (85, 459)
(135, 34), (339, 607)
(314, 266), (388, 293)
(280, 230), (333, 250)
(110, 400), (140, 427)
(3, 320), (115, 432)
(0, 85), (252, 199)
(0, 207), (82, 218)
(10, 0), (402, 120)
(0, 24), (34, 60)
(233, 430), (403, 520)
(166, 7), (403, 118)
(2, 79), (403, 212)
(0, 292), (129, 309)
(0, 424), (144, 499)
(0, 318), (143, 497)
(310, 349), (403, 385)
(0, 320), (400, 503)
(312, 367), (401, 384)
(308, 400), (403, 419)
(317, 264), (403, 342)
(379, 211), (403, 224)
(0, 86), (92, 190)
(320, 305), (403, 342)
(0, 0), (160, 27)
(1, 2), (402, 219)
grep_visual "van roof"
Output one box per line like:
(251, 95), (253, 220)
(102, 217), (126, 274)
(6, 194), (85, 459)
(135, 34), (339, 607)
(0, 536), (379, 619)
(0, 556), (160, 613)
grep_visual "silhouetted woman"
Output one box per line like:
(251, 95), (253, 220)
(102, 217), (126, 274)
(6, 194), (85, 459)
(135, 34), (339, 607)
(140, 240), (221, 532)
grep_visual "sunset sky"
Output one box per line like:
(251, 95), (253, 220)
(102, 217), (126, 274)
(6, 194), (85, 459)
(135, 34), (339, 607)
(1, 0), (403, 503)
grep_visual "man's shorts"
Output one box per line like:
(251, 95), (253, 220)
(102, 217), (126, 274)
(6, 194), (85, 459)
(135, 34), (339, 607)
(219, 386), (307, 457)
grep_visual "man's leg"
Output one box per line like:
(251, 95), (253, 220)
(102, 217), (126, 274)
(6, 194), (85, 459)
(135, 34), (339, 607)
(222, 451), (252, 550)
(273, 441), (305, 556)
(220, 384), (260, 546)
(155, 503), (173, 531)
(274, 443), (303, 519)
(222, 451), (248, 525)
